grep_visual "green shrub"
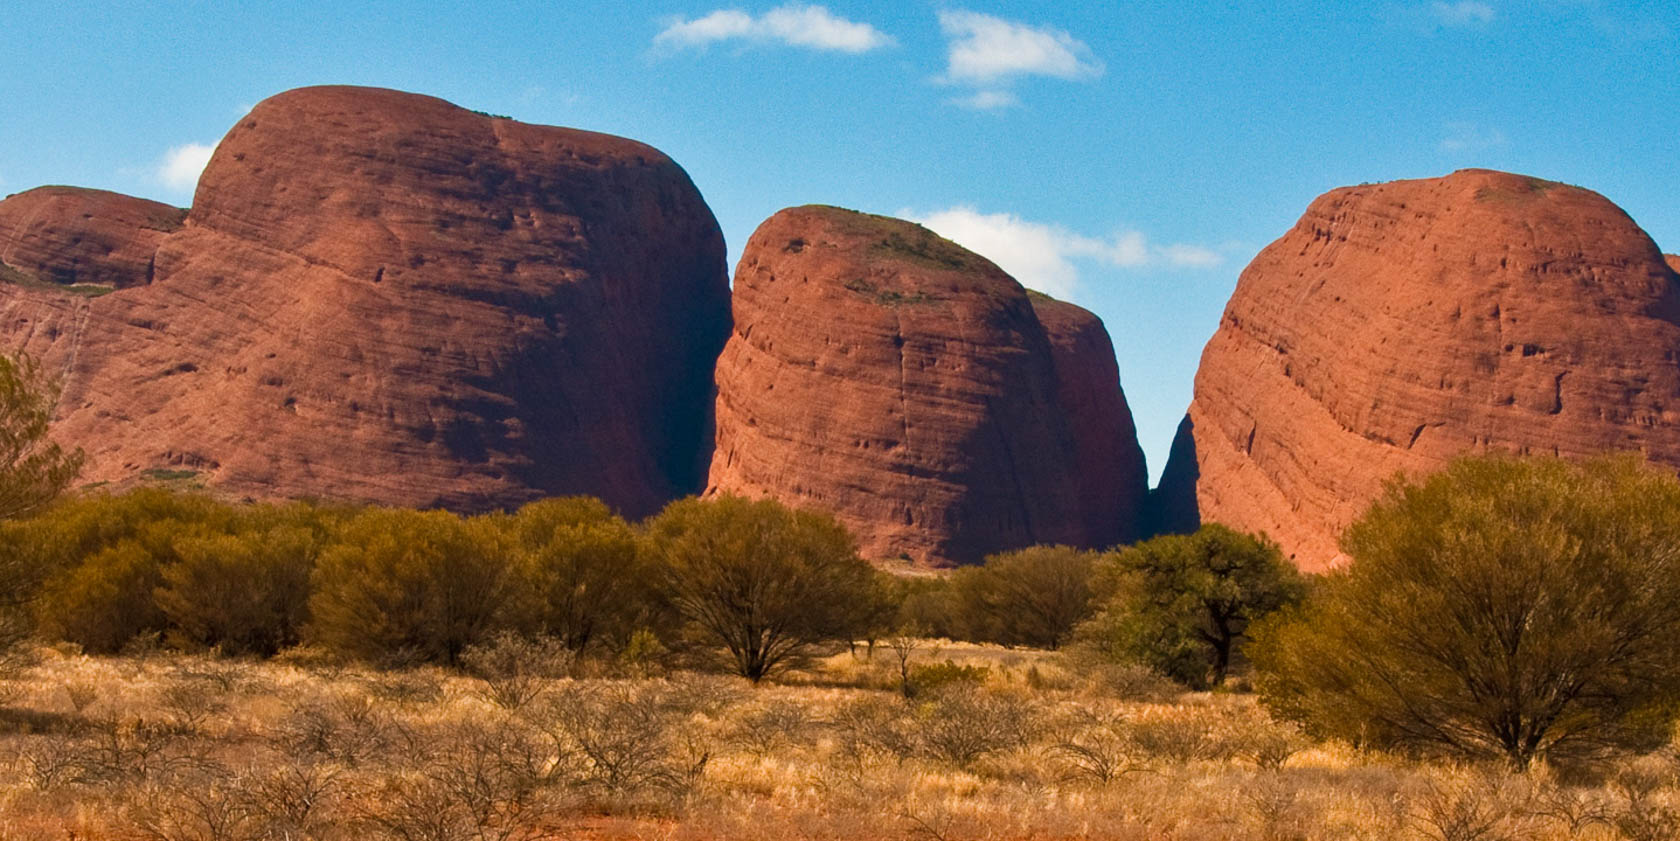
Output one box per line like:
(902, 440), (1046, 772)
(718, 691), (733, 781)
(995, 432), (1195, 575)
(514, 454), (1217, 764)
(1252, 454), (1680, 767)
(306, 508), (512, 664)
(645, 495), (882, 681)
(34, 541), (166, 653)
(908, 660), (990, 694)
(155, 526), (317, 655)
(950, 545), (1098, 649)
(1080, 524), (1304, 689)
(505, 497), (658, 654)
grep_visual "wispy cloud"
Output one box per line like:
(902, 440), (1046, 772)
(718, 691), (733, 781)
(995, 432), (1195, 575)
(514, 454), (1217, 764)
(903, 206), (1221, 299)
(156, 143), (215, 192)
(654, 4), (893, 53)
(1430, 1), (1495, 27)
(935, 10), (1103, 109)
(948, 89), (1020, 110)
(1440, 121), (1507, 152)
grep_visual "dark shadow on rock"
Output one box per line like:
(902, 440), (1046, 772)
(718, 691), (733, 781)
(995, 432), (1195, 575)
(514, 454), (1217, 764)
(1144, 412), (1201, 538)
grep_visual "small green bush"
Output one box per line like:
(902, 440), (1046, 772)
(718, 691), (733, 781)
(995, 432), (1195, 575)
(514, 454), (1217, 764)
(909, 660), (990, 694)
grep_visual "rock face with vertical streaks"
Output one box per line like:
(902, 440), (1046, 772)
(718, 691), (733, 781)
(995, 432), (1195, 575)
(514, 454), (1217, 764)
(706, 205), (1147, 565)
(1159, 169), (1680, 570)
(0, 85), (730, 516)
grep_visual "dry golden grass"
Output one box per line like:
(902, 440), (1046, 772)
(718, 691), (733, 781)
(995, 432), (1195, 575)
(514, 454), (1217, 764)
(0, 641), (1672, 840)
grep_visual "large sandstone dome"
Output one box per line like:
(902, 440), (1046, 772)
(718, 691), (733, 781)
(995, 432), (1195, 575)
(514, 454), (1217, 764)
(707, 206), (1147, 566)
(1158, 169), (1680, 570)
(0, 85), (730, 516)
(0, 186), (184, 290)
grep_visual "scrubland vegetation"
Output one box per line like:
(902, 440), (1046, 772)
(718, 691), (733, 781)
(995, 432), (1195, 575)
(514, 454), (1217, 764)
(0, 351), (1679, 838)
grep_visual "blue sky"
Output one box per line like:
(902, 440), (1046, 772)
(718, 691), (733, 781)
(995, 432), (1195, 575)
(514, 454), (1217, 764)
(3, 1), (1676, 482)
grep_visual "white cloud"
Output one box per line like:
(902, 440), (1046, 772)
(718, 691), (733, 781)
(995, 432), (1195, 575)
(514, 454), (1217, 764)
(655, 4), (892, 53)
(1160, 243), (1223, 268)
(1431, 1), (1495, 26)
(903, 206), (1222, 300)
(948, 89), (1020, 110)
(1440, 121), (1507, 152)
(157, 143), (215, 192)
(937, 10), (1103, 85)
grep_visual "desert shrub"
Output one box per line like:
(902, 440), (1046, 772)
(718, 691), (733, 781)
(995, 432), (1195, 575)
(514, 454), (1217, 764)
(1069, 656), (1184, 702)
(727, 700), (818, 756)
(155, 527), (317, 655)
(1608, 757), (1680, 841)
(1126, 707), (1237, 763)
(504, 497), (660, 655)
(616, 627), (670, 678)
(526, 681), (710, 799)
(268, 688), (398, 768)
(307, 508), (513, 664)
(894, 575), (960, 640)
(949, 545), (1098, 649)
(236, 764), (343, 841)
(907, 660), (989, 695)
(1253, 455), (1680, 766)
(34, 541), (168, 653)
(1409, 767), (1538, 841)
(1081, 523), (1304, 689)
(357, 719), (560, 841)
(21, 491), (318, 654)
(128, 773), (262, 841)
(460, 631), (574, 710)
(645, 495), (883, 681)
(1047, 708), (1144, 784)
(913, 686), (1038, 767)
(831, 694), (918, 764)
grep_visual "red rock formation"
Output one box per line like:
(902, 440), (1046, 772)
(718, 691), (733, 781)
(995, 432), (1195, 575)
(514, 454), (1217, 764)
(1667, 254), (1679, 274)
(0, 187), (183, 290)
(1161, 169), (1680, 570)
(707, 206), (1145, 565)
(0, 85), (729, 516)
(1030, 293), (1150, 547)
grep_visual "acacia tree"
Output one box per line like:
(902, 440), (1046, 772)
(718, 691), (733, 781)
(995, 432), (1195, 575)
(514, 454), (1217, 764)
(645, 495), (881, 681)
(0, 352), (81, 666)
(1083, 524), (1304, 689)
(1251, 455), (1680, 767)
(0, 352), (82, 521)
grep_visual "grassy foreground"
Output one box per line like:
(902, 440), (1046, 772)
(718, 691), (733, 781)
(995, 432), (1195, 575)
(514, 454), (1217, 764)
(0, 643), (1673, 841)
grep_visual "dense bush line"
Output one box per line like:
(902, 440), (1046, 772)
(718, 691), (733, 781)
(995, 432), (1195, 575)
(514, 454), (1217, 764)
(10, 452), (1680, 773)
(0, 486), (1304, 687)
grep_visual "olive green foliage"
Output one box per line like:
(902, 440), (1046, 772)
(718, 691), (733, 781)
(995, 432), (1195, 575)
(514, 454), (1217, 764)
(950, 545), (1098, 649)
(505, 496), (655, 654)
(307, 508), (512, 665)
(1084, 524), (1304, 690)
(894, 575), (960, 640)
(1252, 455), (1680, 767)
(645, 495), (881, 681)
(29, 490), (240, 652)
(0, 352), (83, 522)
(155, 502), (342, 655)
(34, 541), (164, 654)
